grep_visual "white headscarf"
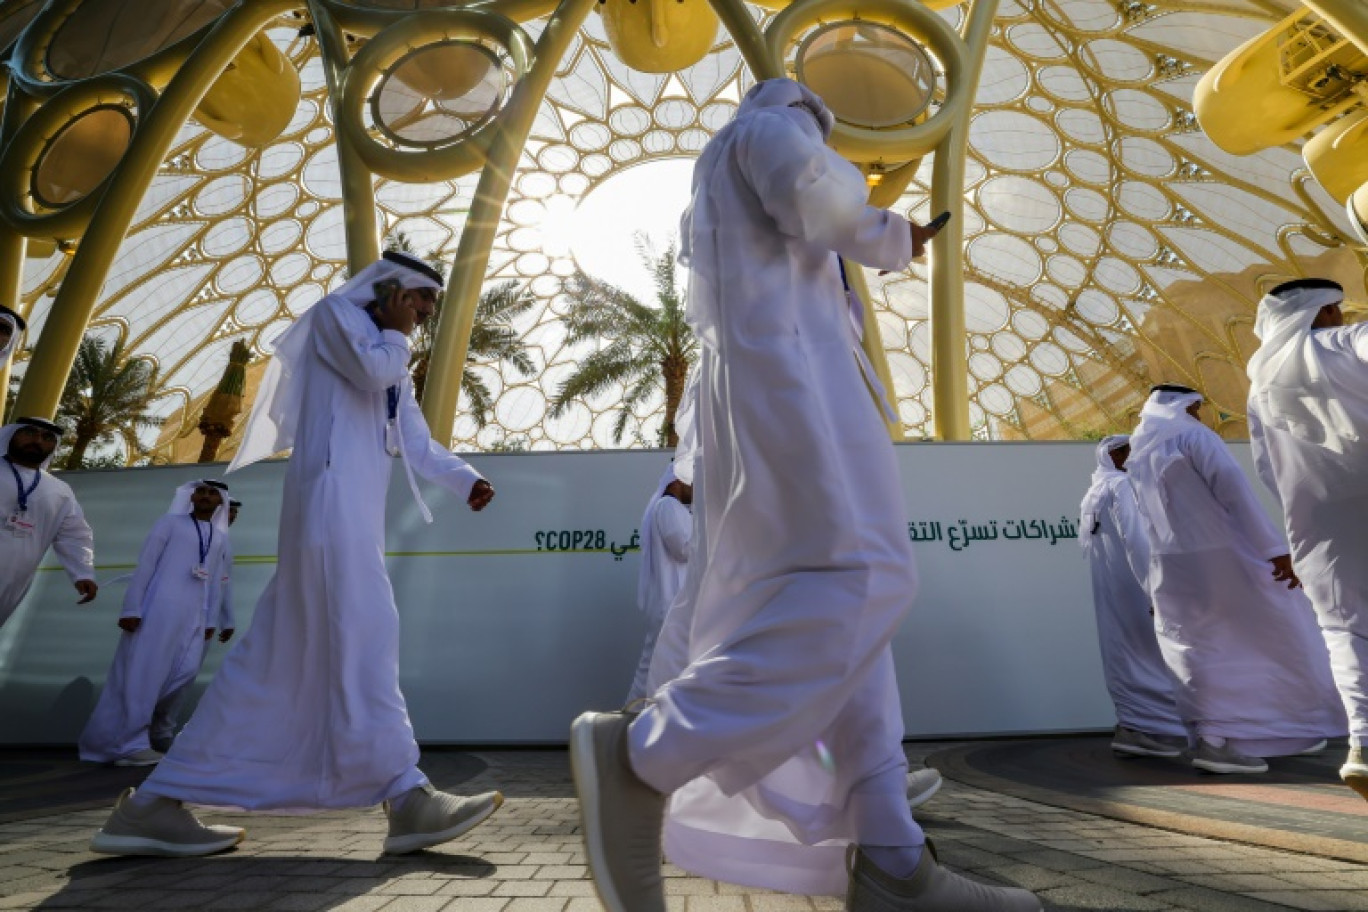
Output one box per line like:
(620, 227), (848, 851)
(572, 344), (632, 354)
(169, 478), (232, 536)
(1130, 387), (1205, 458)
(637, 464), (681, 612)
(1246, 280), (1354, 454)
(1079, 434), (1130, 553)
(737, 77), (835, 139)
(0, 419), (60, 472)
(229, 255), (442, 473)
(0, 310), (19, 362)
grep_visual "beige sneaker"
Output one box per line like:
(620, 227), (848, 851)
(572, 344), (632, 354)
(570, 710), (666, 912)
(1190, 740), (1267, 774)
(90, 788), (244, 857)
(846, 844), (1041, 912)
(906, 768), (942, 809)
(1341, 746), (1368, 803)
(1111, 726), (1183, 759)
(383, 785), (503, 854)
(113, 748), (164, 768)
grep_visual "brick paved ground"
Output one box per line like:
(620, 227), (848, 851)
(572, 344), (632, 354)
(3, 745), (1368, 911)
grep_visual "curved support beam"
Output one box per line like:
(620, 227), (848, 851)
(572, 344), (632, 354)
(1302, 0), (1368, 58)
(707, 0), (778, 79)
(928, 0), (997, 441)
(842, 258), (904, 442)
(422, 0), (596, 443)
(13, 1), (296, 420)
(0, 228), (27, 416)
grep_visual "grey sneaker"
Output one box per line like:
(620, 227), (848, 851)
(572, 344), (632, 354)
(570, 710), (666, 912)
(113, 748), (164, 768)
(1190, 740), (1267, 774)
(1341, 747), (1368, 802)
(1298, 739), (1328, 756)
(90, 788), (244, 857)
(1112, 726), (1183, 759)
(383, 785), (502, 854)
(846, 844), (1041, 911)
(906, 768), (942, 809)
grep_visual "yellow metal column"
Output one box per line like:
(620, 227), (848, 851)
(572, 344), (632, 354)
(0, 229), (27, 415)
(422, 0), (596, 441)
(13, 3), (295, 420)
(927, 0), (997, 440)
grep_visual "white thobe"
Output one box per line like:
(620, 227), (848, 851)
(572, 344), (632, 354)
(140, 297), (483, 810)
(1127, 422), (1344, 755)
(0, 465), (94, 626)
(79, 514), (228, 762)
(1249, 322), (1368, 745)
(626, 494), (690, 702)
(627, 80), (920, 896)
(1080, 475), (1184, 737)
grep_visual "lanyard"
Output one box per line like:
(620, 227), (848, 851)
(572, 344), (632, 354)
(5, 456), (40, 513)
(387, 386), (400, 421)
(838, 257), (850, 291)
(191, 515), (214, 566)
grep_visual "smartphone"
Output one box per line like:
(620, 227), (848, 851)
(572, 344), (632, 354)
(927, 211), (951, 232)
(372, 279), (402, 307)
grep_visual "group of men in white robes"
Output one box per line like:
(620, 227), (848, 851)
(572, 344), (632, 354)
(1, 417), (97, 627)
(79, 479), (233, 767)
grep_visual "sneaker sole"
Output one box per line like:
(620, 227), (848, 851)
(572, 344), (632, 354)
(1342, 769), (1368, 802)
(1192, 759), (1267, 774)
(907, 774), (942, 809)
(1112, 744), (1183, 759)
(112, 758), (162, 768)
(382, 792), (504, 855)
(571, 713), (630, 912)
(89, 829), (243, 857)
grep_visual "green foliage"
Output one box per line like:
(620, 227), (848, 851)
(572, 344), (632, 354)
(55, 336), (164, 469)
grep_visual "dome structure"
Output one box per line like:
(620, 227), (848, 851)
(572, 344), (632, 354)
(0, 0), (1363, 464)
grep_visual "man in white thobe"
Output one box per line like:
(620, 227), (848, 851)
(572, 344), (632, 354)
(90, 251), (502, 858)
(570, 79), (1039, 912)
(1079, 435), (1185, 757)
(626, 466), (691, 703)
(0, 304), (22, 365)
(80, 480), (232, 767)
(148, 497), (241, 754)
(1127, 384), (1344, 773)
(0, 418), (97, 627)
(1246, 277), (1368, 799)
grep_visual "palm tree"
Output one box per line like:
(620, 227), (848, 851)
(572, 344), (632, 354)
(383, 233), (537, 427)
(196, 338), (253, 463)
(56, 336), (164, 469)
(550, 237), (696, 447)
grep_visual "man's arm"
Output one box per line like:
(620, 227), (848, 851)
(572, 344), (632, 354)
(396, 385), (488, 506)
(1184, 430), (1287, 561)
(215, 540), (235, 637)
(121, 516), (173, 628)
(1245, 400), (1284, 510)
(657, 499), (692, 564)
(313, 297), (412, 393)
(1110, 484), (1152, 593)
(50, 497), (97, 603)
(739, 111), (913, 273)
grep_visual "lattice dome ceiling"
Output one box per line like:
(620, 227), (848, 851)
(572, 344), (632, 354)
(4, 0), (1366, 463)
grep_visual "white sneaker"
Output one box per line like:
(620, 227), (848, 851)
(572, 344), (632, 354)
(113, 748), (164, 767)
(90, 788), (243, 857)
(906, 768), (942, 809)
(1111, 726), (1184, 759)
(383, 785), (503, 854)
(1190, 740), (1267, 774)
(1341, 747), (1368, 803)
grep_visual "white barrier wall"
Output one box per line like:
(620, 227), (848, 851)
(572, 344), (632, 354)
(0, 441), (1271, 745)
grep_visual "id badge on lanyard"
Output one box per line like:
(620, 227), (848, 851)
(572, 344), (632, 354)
(385, 386), (402, 457)
(5, 458), (40, 537)
(5, 512), (34, 537)
(191, 516), (214, 580)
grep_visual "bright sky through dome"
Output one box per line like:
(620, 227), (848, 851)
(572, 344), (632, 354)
(559, 157), (696, 303)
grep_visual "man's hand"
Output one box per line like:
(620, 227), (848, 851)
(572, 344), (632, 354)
(118, 617), (142, 634)
(219, 628), (235, 643)
(881, 213), (951, 274)
(468, 479), (495, 512)
(1270, 554), (1302, 589)
(204, 628), (216, 641)
(374, 286), (420, 337)
(74, 579), (97, 604)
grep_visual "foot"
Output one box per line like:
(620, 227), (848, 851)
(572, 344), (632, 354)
(1190, 740), (1267, 774)
(383, 785), (503, 854)
(113, 748), (164, 768)
(846, 844), (1041, 911)
(1341, 747), (1368, 803)
(570, 710), (666, 912)
(1111, 726), (1183, 759)
(906, 768), (943, 809)
(90, 788), (244, 857)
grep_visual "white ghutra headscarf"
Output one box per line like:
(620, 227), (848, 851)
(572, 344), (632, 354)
(0, 305), (25, 362)
(1130, 385), (1205, 457)
(168, 478), (233, 536)
(1079, 434), (1129, 553)
(1246, 278), (1354, 454)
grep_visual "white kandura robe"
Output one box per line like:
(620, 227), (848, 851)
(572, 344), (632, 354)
(1127, 411), (1344, 755)
(79, 514), (228, 762)
(627, 79), (920, 896)
(1249, 321), (1368, 745)
(1079, 449), (1183, 737)
(141, 296), (483, 810)
(0, 454), (94, 627)
(626, 490), (691, 702)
